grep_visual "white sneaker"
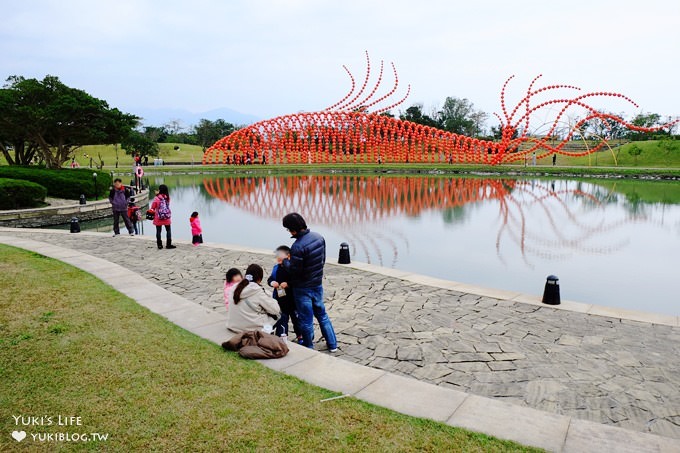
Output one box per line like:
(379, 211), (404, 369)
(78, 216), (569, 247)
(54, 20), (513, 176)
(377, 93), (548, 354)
(329, 348), (338, 353)
(112, 233), (119, 237)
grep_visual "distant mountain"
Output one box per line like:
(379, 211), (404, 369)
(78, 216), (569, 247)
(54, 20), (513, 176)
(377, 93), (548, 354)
(133, 107), (260, 128)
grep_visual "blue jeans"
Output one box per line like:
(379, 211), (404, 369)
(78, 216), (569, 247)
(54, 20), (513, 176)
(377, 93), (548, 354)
(293, 286), (337, 350)
(274, 306), (301, 337)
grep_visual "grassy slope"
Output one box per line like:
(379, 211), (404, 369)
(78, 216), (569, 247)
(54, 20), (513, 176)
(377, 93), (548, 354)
(0, 245), (538, 453)
(539, 140), (680, 168)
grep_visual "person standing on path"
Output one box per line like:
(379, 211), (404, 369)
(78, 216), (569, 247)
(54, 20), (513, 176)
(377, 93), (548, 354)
(151, 184), (175, 249)
(108, 178), (134, 236)
(281, 213), (338, 352)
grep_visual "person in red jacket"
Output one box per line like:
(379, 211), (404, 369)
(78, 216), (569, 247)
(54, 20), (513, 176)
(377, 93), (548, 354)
(127, 198), (140, 235)
(150, 184), (175, 249)
(190, 211), (203, 246)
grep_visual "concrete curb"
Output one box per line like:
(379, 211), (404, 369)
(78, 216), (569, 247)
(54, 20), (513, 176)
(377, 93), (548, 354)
(1, 235), (677, 452)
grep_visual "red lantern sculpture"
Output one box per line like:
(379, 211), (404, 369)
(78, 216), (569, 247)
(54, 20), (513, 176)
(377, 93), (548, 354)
(203, 54), (678, 166)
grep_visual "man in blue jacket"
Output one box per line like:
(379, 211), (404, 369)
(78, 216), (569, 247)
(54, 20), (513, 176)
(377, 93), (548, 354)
(281, 213), (338, 352)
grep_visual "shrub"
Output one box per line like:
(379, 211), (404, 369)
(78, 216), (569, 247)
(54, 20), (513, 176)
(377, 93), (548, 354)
(0, 167), (112, 200)
(0, 178), (47, 209)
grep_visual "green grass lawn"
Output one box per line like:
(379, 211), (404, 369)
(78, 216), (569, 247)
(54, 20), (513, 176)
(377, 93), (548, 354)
(539, 140), (680, 168)
(0, 245), (539, 452)
(76, 143), (205, 168)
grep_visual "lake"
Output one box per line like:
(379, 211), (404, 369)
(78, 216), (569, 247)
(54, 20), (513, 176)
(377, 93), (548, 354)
(65, 173), (680, 316)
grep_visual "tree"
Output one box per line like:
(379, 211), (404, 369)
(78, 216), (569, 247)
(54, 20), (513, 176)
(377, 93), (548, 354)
(0, 75), (138, 168)
(399, 104), (439, 128)
(121, 130), (159, 158)
(437, 97), (485, 136)
(193, 118), (236, 151)
(629, 112), (661, 141)
(143, 126), (168, 143)
(164, 119), (184, 135)
(627, 144), (642, 165)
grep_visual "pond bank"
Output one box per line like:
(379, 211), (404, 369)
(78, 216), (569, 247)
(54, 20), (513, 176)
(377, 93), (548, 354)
(0, 189), (149, 227)
(121, 163), (680, 180)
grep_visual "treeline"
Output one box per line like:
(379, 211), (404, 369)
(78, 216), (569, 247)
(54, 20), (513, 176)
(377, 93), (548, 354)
(124, 119), (241, 157)
(0, 75), (242, 168)
(395, 101), (678, 142)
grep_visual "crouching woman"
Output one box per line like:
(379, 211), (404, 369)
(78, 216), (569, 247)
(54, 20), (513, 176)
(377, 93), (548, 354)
(226, 264), (280, 334)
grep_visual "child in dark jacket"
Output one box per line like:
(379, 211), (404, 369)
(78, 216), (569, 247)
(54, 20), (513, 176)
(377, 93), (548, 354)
(268, 245), (302, 342)
(127, 198), (140, 235)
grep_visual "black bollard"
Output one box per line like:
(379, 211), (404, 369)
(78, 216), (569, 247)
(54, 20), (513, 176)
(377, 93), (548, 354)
(542, 275), (561, 305)
(338, 242), (351, 264)
(79, 194), (86, 205)
(70, 217), (81, 233)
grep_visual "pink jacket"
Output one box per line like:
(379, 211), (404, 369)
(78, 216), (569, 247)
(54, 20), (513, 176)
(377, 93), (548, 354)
(190, 216), (202, 235)
(224, 281), (238, 309)
(151, 195), (171, 226)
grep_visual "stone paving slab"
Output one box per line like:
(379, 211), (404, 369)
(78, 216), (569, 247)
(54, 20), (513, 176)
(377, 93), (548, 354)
(1, 229), (679, 451)
(283, 353), (386, 395)
(162, 305), (225, 330)
(563, 418), (680, 453)
(191, 320), (232, 344)
(256, 342), (319, 371)
(449, 394), (571, 452)
(355, 372), (467, 422)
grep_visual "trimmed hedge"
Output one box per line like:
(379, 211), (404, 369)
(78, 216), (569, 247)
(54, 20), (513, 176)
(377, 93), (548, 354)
(0, 178), (47, 209)
(0, 167), (112, 200)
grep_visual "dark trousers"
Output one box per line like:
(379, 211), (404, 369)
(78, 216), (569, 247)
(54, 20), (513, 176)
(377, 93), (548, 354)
(131, 220), (139, 235)
(274, 304), (301, 337)
(113, 210), (133, 234)
(156, 225), (172, 246)
(192, 234), (203, 244)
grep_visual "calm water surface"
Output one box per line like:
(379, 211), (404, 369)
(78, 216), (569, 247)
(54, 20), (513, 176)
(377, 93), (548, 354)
(73, 173), (680, 315)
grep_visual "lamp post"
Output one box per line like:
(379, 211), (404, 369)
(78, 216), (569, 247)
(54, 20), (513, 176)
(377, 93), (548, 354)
(93, 172), (98, 200)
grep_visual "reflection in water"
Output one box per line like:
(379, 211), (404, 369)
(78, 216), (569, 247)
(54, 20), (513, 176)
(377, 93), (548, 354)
(203, 175), (642, 268)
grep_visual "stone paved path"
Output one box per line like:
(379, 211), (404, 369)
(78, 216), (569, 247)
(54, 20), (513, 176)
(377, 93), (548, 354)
(5, 230), (680, 441)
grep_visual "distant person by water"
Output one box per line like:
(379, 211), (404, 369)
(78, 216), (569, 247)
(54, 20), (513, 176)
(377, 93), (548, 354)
(151, 184), (175, 249)
(190, 211), (203, 246)
(281, 212), (338, 352)
(108, 178), (134, 237)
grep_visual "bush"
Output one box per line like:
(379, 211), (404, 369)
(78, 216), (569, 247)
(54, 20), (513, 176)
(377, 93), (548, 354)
(0, 178), (47, 209)
(0, 167), (112, 200)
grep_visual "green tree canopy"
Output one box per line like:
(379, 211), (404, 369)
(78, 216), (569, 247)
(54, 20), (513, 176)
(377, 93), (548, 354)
(0, 75), (138, 168)
(121, 130), (159, 158)
(399, 105), (440, 128)
(438, 97), (486, 136)
(193, 118), (236, 150)
(399, 98), (487, 137)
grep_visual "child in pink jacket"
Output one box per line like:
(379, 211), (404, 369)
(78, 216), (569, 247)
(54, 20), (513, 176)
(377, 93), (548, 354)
(224, 268), (243, 310)
(190, 211), (203, 246)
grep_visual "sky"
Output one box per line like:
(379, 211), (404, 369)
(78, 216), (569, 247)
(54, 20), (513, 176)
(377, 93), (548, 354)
(2, 0), (679, 128)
